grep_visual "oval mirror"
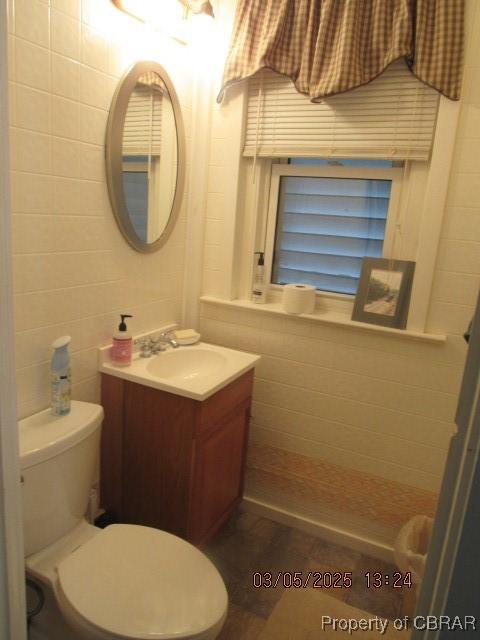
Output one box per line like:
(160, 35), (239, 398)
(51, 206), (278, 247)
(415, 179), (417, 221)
(106, 61), (185, 252)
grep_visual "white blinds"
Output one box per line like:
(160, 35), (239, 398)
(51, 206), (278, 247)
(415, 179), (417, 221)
(272, 174), (390, 295)
(245, 61), (439, 161)
(123, 85), (162, 156)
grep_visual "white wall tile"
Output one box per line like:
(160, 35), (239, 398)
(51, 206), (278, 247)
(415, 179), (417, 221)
(447, 172), (480, 209)
(8, 34), (15, 80)
(51, 8), (80, 60)
(11, 128), (52, 174)
(431, 270), (480, 307)
(436, 238), (480, 274)
(51, 53), (80, 100)
(52, 0), (80, 19)
(52, 95), (80, 139)
(79, 65), (114, 110)
(11, 171), (53, 213)
(79, 103), (107, 145)
(441, 207), (480, 240)
(77, 142), (104, 181)
(81, 25), (109, 73)
(10, 0), (193, 418)
(15, 0), (50, 48)
(12, 214), (111, 254)
(52, 136), (80, 178)
(15, 85), (51, 134)
(15, 38), (50, 91)
(456, 104), (480, 140)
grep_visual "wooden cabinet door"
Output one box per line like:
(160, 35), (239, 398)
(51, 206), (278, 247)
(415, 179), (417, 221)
(190, 403), (249, 543)
(122, 381), (196, 536)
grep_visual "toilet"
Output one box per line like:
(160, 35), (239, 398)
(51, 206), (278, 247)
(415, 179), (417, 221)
(19, 401), (228, 640)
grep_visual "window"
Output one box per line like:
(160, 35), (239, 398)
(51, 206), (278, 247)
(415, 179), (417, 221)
(264, 160), (402, 297)
(211, 63), (460, 335)
(245, 65), (435, 301)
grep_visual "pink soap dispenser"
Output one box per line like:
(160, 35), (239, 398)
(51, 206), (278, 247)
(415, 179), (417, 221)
(111, 314), (133, 366)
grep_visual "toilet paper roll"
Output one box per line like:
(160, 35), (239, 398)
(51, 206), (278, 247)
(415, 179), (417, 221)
(282, 283), (316, 315)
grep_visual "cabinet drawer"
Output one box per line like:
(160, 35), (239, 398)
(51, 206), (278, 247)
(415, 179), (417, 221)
(196, 370), (253, 436)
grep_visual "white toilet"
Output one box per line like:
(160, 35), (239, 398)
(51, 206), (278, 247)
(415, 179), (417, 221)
(19, 401), (228, 640)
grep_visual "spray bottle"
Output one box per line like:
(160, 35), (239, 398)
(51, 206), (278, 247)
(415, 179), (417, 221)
(51, 336), (71, 416)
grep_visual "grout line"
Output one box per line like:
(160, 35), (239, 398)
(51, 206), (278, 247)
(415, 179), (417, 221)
(254, 351), (460, 396)
(199, 311), (466, 367)
(13, 32), (118, 80)
(13, 248), (115, 257)
(11, 168), (105, 185)
(13, 277), (123, 296)
(435, 267), (480, 277)
(201, 315), (461, 393)
(253, 376), (456, 424)
(12, 122), (105, 147)
(251, 399), (452, 451)
(248, 430), (440, 490)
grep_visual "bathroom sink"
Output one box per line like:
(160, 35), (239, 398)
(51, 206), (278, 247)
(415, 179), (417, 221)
(146, 348), (227, 380)
(98, 341), (260, 401)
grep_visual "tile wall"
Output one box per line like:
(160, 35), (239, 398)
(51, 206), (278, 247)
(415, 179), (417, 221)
(8, 0), (193, 418)
(199, 0), (480, 546)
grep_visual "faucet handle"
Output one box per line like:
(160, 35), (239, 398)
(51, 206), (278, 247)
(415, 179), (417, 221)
(134, 337), (153, 357)
(140, 346), (152, 357)
(161, 331), (179, 348)
(151, 341), (167, 354)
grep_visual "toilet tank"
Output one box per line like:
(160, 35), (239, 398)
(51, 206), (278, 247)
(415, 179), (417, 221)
(19, 401), (103, 557)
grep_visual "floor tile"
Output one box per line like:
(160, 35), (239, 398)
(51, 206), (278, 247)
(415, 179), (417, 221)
(310, 539), (362, 571)
(216, 603), (266, 640)
(250, 516), (284, 541)
(207, 510), (406, 633)
(344, 554), (404, 620)
(271, 525), (319, 556)
(303, 558), (349, 602)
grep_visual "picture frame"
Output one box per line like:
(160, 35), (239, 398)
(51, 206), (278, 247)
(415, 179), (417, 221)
(351, 258), (416, 329)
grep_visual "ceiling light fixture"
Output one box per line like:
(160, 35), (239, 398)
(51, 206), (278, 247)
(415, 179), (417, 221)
(179, 0), (214, 17)
(111, 0), (214, 24)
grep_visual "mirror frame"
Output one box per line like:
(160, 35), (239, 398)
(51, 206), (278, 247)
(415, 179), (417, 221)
(105, 61), (185, 252)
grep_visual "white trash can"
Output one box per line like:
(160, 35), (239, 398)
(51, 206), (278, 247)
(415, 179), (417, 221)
(394, 514), (433, 584)
(394, 515), (433, 616)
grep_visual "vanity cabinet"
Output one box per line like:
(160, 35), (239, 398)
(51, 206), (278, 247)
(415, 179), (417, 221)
(100, 370), (253, 545)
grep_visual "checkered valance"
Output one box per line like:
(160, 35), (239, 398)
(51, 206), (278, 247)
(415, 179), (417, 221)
(217, 0), (464, 103)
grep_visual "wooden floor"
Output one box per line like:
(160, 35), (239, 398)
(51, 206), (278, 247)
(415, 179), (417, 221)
(205, 510), (405, 639)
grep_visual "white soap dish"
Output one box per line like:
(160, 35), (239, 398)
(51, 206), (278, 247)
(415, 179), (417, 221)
(173, 329), (201, 346)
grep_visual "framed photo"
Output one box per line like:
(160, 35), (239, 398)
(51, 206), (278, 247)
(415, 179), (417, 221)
(352, 258), (416, 329)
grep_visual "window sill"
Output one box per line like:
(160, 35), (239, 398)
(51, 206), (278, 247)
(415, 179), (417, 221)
(199, 296), (447, 344)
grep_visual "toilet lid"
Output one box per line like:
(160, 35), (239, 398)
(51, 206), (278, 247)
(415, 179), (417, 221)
(57, 524), (228, 639)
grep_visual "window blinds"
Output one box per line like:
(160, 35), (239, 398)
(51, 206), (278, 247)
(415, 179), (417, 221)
(122, 85), (162, 156)
(245, 61), (439, 161)
(272, 175), (390, 295)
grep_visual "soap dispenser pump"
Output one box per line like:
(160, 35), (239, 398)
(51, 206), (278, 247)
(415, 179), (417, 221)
(112, 314), (133, 366)
(252, 252), (266, 303)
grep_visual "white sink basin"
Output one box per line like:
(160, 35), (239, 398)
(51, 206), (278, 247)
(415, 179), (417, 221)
(146, 348), (227, 380)
(99, 341), (260, 401)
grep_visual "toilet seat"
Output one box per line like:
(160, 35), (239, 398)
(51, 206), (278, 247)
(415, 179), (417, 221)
(56, 524), (228, 640)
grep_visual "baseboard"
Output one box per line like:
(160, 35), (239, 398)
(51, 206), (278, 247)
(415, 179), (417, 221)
(242, 495), (395, 564)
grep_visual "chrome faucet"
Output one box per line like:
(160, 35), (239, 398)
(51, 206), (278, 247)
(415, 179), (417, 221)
(156, 331), (179, 349)
(135, 332), (179, 357)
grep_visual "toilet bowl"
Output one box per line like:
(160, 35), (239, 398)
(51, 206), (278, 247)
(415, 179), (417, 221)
(19, 401), (228, 640)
